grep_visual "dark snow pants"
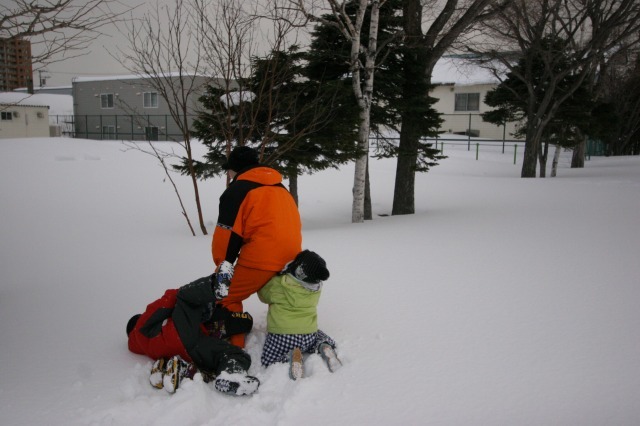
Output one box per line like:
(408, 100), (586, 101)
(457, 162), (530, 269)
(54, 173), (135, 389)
(173, 277), (251, 375)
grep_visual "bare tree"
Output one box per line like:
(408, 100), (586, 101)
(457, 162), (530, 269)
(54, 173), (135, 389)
(122, 139), (197, 236)
(392, 0), (508, 215)
(292, 0), (393, 223)
(598, 50), (640, 156)
(474, 0), (640, 177)
(194, 0), (339, 195)
(1, 0), (130, 70)
(116, 0), (331, 234)
(117, 0), (211, 235)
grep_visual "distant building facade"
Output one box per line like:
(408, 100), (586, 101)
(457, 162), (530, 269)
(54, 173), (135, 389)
(72, 74), (212, 141)
(0, 38), (33, 92)
(0, 102), (50, 139)
(430, 57), (522, 141)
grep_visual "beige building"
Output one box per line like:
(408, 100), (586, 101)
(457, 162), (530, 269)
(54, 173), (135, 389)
(431, 57), (521, 141)
(0, 93), (50, 138)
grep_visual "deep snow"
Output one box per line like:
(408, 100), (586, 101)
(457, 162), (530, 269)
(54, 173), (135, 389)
(1, 136), (639, 425)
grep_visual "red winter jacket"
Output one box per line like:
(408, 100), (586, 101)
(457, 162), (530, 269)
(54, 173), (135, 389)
(127, 289), (192, 362)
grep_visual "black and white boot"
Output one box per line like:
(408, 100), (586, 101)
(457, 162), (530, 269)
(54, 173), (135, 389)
(214, 372), (260, 396)
(162, 355), (196, 394)
(149, 358), (167, 389)
(213, 357), (259, 396)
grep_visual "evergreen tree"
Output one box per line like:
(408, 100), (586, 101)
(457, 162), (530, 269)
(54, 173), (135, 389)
(303, 0), (444, 180)
(184, 45), (360, 202)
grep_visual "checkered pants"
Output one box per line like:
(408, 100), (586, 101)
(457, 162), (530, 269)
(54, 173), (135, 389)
(261, 329), (336, 367)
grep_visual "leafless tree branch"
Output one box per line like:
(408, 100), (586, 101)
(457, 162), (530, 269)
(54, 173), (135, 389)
(1, 0), (133, 69)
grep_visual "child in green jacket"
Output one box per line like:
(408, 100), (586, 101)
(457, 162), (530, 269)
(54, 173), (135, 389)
(258, 250), (342, 379)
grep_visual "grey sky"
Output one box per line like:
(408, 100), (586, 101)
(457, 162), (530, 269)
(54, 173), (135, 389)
(35, 0), (310, 88)
(35, 0), (148, 87)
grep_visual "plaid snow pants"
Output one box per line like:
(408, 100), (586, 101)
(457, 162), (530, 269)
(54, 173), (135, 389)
(261, 329), (336, 367)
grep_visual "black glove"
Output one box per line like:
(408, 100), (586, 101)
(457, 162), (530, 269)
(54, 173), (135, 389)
(204, 305), (253, 339)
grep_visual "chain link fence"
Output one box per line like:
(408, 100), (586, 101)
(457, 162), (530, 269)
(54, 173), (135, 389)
(53, 113), (605, 157)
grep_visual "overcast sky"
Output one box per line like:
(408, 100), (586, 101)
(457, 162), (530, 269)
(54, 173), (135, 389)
(35, 0), (312, 88)
(36, 0), (148, 87)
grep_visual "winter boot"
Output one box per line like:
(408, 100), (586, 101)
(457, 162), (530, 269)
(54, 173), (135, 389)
(318, 342), (343, 373)
(162, 355), (197, 394)
(288, 347), (304, 380)
(149, 358), (167, 389)
(214, 372), (260, 396)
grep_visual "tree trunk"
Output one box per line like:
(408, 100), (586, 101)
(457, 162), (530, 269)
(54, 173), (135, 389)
(571, 136), (586, 168)
(184, 139), (208, 235)
(352, 109), (370, 222)
(288, 170), (299, 206)
(392, 119), (419, 215)
(521, 124), (542, 178)
(538, 140), (549, 178)
(351, 0), (381, 223)
(392, 0), (423, 215)
(365, 157), (372, 220)
(551, 144), (561, 177)
(191, 172), (208, 235)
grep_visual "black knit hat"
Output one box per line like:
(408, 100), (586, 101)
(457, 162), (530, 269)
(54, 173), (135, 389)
(285, 250), (330, 284)
(126, 314), (141, 336)
(222, 146), (260, 172)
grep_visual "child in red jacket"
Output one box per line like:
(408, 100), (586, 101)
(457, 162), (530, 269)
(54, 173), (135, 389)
(126, 274), (259, 396)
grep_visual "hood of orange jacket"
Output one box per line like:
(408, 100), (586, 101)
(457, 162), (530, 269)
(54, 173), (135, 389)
(235, 166), (282, 186)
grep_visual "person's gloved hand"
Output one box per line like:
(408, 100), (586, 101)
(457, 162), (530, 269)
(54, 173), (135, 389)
(206, 306), (253, 338)
(213, 260), (234, 300)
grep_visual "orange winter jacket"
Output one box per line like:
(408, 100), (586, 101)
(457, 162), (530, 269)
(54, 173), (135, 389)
(212, 165), (302, 272)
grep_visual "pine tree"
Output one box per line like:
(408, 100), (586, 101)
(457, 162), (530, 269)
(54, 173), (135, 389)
(303, 0), (444, 202)
(184, 45), (361, 203)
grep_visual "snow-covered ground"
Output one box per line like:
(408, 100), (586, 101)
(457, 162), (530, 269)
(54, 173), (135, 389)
(1, 137), (639, 425)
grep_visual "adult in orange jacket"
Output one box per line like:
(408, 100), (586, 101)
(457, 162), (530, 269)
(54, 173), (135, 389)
(213, 146), (302, 348)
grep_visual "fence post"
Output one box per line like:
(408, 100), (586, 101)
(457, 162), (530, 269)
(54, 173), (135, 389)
(513, 144), (518, 165)
(467, 114), (471, 150)
(502, 124), (506, 154)
(85, 115), (88, 138)
(476, 143), (479, 160)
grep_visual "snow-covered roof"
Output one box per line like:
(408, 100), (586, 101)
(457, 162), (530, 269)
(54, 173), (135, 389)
(0, 92), (73, 115)
(73, 71), (208, 83)
(14, 85), (72, 91)
(431, 56), (500, 86)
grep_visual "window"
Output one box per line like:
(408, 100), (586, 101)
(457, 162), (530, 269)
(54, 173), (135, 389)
(143, 92), (158, 108)
(101, 93), (114, 109)
(145, 126), (159, 141)
(454, 93), (480, 111)
(102, 125), (115, 140)
(1, 111), (12, 121)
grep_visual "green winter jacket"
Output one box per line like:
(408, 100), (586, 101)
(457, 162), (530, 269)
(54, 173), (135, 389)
(258, 273), (321, 335)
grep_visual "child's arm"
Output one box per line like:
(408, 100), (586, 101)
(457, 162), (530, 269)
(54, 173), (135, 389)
(257, 278), (275, 304)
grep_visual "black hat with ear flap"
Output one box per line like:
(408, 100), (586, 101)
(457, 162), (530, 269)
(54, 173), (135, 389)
(285, 250), (330, 284)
